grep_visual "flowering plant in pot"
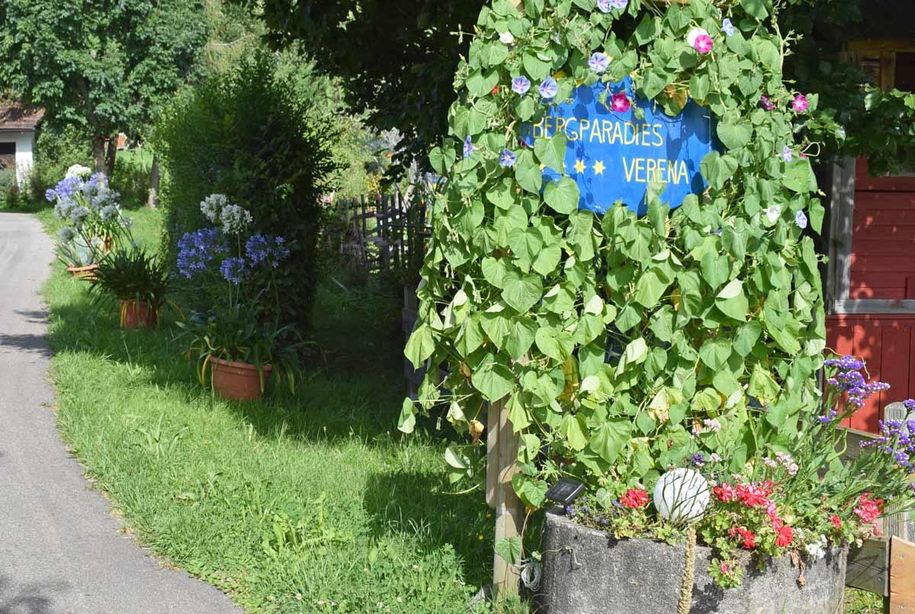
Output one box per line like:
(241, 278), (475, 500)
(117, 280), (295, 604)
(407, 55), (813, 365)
(89, 247), (170, 328)
(47, 165), (132, 277)
(175, 194), (300, 401)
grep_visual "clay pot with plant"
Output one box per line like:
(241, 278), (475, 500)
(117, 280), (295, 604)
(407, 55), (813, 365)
(90, 247), (169, 328)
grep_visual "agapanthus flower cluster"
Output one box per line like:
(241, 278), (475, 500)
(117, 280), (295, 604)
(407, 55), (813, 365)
(245, 234), (290, 268)
(860, 413), (915, 473)
(177, 228), (228, 279)
(198, 194), (254, 235)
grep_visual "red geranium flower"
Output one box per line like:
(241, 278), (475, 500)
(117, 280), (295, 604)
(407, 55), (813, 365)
(773, 519), (794, 547)
(713, 484), (737, 503)
(729, 526), (757, 549)
(620, 488), (649, 509)
(853, 493), (884, 524)
(736, 483), (771, 508)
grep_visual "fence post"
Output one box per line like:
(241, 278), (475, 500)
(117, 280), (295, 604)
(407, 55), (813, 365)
(486, 398), (523, 599)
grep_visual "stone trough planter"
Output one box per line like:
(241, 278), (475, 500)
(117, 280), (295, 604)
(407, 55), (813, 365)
(536, 512), (848, 614)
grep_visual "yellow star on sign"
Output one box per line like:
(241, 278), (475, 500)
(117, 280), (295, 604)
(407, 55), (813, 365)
(539, 163), (546, 171)
(574, 159), (586, 174)
(593, 160), (605, 175)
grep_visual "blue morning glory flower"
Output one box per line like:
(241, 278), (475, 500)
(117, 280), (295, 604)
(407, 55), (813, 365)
(795, 210), (808, 230)
(539, 77), (558, 99)
(722, 18), (736, 37)
(463, 136), (475, 158)
(780, 146), (793, 162)
(588, 52), (610, 74)
(511, 76), (531, 95)
(499, 149), (517, 168)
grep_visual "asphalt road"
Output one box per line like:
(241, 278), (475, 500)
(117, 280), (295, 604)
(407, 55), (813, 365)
(0, 213), (241, 614)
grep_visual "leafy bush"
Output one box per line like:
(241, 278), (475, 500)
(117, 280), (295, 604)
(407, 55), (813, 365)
(111, 149), (153, 209)
(158, 50), (338, 332)
(29, 124), (93, 196)
(0, 168), (20, 208)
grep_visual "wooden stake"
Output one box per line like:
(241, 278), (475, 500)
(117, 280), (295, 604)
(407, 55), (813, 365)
(489, 398), (523, 599)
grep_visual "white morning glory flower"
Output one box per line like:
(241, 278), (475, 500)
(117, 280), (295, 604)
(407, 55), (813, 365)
(765, 205), (782, 224)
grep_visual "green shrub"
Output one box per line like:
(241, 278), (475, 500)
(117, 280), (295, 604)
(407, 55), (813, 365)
(0, 168), (19, 208)
(158, 50), (338, 333)
(29, 123), (93, 196)
(111, 149), (154, 209)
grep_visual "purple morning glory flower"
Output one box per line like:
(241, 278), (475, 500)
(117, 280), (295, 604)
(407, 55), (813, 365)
(539, 77), (559, 99)
(597, 0), (627, 11)
(463, 136), (474, 158)
(499, 149), (517, 168)
(795, 210), (808, 230)
(722, 18), (735, 37)
(780, 146), (793, 162)
(588, 52), (610, 74)
(760, 95), (776, 111)
(511, 76), (531, 95)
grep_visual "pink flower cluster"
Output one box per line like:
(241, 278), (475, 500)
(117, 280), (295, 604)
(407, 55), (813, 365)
(714, 480), (794, 548)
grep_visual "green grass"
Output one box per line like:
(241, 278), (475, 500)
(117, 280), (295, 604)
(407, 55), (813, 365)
(36, 207), (526, 613)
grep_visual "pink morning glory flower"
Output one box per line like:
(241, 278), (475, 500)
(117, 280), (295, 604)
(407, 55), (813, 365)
(688, 28), (714, 54)
(511, 76), (531, 95)
(539, 77), (559, 99)
(792, 94), (809, 113)
(722, 18), (735, 37)
(589, 52), (610, 73)
(759, 95), (776, 111)
(780, 146), (793, 162)
(610, 92), (631, 113)
(795, 210), (808, 230)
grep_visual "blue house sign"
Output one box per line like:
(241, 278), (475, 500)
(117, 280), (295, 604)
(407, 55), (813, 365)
(526, 78), (714, 216)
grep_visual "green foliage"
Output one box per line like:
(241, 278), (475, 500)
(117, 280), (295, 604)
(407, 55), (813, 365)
(403, 0), (825, 511)
(158, 50), (339, 332)
(0, 168), (20, 208)
(29, 124), (93, 196)
(0, 0), (207, 150)
(90, 247), (169, 306)
(111, 149), (155, 209)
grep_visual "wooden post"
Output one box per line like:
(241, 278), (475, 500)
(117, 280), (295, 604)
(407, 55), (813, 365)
(486, 398), (523, 599)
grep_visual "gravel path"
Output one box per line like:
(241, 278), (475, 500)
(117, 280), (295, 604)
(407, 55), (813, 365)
(0, 213), (241, 613)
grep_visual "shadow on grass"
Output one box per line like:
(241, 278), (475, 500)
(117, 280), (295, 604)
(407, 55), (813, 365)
(362, 469), (495, 590)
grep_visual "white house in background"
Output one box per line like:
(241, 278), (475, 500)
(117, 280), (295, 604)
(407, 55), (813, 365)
(0, 103), (44, 187)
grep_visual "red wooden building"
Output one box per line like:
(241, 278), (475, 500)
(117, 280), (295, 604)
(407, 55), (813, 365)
(825, 40), (915, 432)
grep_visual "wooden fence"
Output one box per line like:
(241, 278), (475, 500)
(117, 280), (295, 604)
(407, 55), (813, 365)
(328, 192), (430, 281)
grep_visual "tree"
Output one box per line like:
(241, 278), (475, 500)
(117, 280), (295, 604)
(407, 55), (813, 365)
(245, 0), (914, 173)
(0, 0), (207, 175)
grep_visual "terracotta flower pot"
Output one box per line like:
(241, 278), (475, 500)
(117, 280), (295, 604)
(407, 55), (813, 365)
(67, 264), (99, 281)
(210, 358), (272, 402)
(119, 299), (158, 329)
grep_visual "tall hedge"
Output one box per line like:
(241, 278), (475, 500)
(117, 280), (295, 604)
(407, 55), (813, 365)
(402, 0), (826, 508)
(157, 51), (338, 332)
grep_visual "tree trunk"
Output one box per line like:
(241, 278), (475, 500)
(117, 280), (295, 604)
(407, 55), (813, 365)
(92, 136), (107, 172)
(105, 136), (118, 178)
(147, 154), (160, 209)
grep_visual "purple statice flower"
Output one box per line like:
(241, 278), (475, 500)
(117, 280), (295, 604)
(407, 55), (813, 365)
(512, 76), (531, 95)
(818, 410), (838, 424)
(245, 234), (290, 268)
(905, 399), (915, 413)
(861, 418), (915, 473)
(463, 136), (474, 159)
(176, 228), (227, 279)
(539, 77), (559, 100)
(220, 257), (247, 285)
(722, 18), (736, 37)
(499, 149), (517, 168)
(588, 52), (610, 73)
(824, 355), (865, 371)
(691, 453), (706, 467)
(795, 210), (808, 230)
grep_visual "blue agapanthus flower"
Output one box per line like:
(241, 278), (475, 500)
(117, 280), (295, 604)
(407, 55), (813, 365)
(220, 257), (248, 285)
(245, 234), (290, 268)
(588, 52), (610, 73)
(48, 176), (81, 203)
(177, 228), (227, 279)
(499, 149), (517, 168)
